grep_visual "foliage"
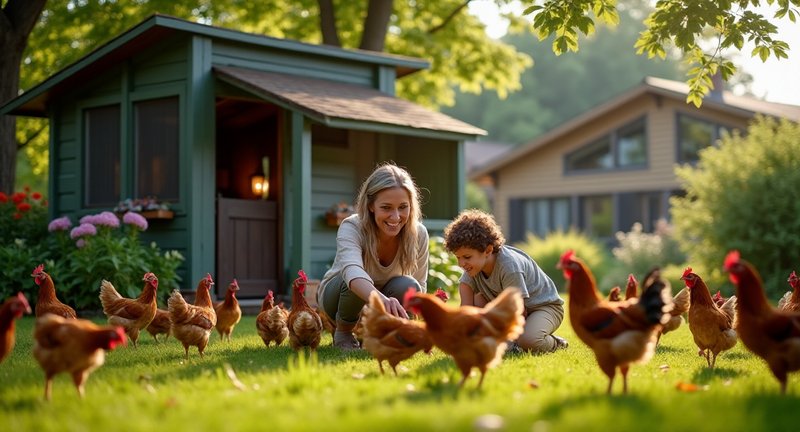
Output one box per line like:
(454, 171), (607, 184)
(0, 210), (184, 311)
(464, 181), (491, 212)
(671, 116), (800, 299)
(514, 229), (609, 292)
(599, 220), (687, 291)
(444, 0), (691, 144)
(0, 188), (48, 245)
(4, 312), (798, 431)
(44, 212), (184, 311)
(524, 0), (797, 106)
(426, 235), (462, 298)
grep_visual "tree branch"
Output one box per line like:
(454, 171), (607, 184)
(318, 0), (341, 47)
(428, 0), (472, 35)
(17, 123), (47, 150)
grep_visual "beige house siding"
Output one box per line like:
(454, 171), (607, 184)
(492, 93), (754, 239)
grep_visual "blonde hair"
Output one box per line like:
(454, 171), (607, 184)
(355, 163), (422, 274)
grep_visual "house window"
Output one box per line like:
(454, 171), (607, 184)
(85, 104), (121, 207)
(134, 97), (179, 201)
(581, 195), (612, 238)
(566, 117), (647, 172)
(521, 197), (571, 237)
(677, 114), (734, 163)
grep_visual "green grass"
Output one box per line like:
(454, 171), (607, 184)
(1, 311), (798, 432)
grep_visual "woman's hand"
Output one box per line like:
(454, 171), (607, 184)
(382, 296), (409, 319)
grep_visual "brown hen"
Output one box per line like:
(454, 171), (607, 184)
(31, 264), (76, 319)
(169, 274), (217, 359)
(99, 273), (159, 347)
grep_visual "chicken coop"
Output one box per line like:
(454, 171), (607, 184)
(1, 14), (485, 306)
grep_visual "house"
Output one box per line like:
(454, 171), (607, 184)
(469, 76), (800, 244)
(0, 14), (485, 301)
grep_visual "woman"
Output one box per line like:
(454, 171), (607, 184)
(317, 163), (429, 350)
(443, 209), (568, 354)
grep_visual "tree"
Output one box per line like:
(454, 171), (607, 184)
(7, 0), (536, 192)
(0, 0), (47, 195)
(670, 116), (800, 299)
(444, 0), (694, 143)
(525, 0), (797, 107)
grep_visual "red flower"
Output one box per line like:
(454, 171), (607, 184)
(32, 192), (42, 200)
(11, 192), (26, 204)
(13, 213), (22, 220)
(17, 202), (32, 212)
(0, 192), (7, 203)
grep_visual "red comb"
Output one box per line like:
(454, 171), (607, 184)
(627, 274), (636, 284)
(33, 264), (44, 274)
(16, 292), (30, 310)
(297, 270), (307, 282)
(267, 290), (274, 299)
(232, 278), (239, 287)
(789, 271), (797, 281)
(559, 249), (575, 264)
(682, 267), (693, 278)
(205, 273), (214, 284)
(403, 288), (417, 305)
(723, 250), (741, 270)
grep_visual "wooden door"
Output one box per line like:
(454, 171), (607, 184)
(217, 198), (278, 299)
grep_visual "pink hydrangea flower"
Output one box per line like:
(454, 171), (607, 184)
(48, 216), (73, 232)
(70, 223), (97, 240)
(122, 212), (148, 231)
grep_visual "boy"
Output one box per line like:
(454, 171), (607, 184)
(443, 209), (568, 354)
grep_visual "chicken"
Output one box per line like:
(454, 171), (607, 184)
(724, 250), (800, 394)
(434, 288), (449, 302)
(214, 279), (242, 341)
(168, 274), (217, 359)
(0, 292), (32, 364)
(361, 290), (433, 375)
(681, 267), (737, 368)
(607, 286), (622, 302)
(31, 264), (76, 319)
(660, 285), (690, 338)
(287, 270), (324, 351)
(624, 274), (639, 300)
(145, 308), (171, 342)
(404, 287), (524, 389)
(557, 250), (673, 394)
(777, 271), (800, 312)
(99, 273), (159, 347)
(713, 291), (730, 308)
(256, 290), (289, 347)
(317, 306), (337, 336)
(32, 314), (126, 400)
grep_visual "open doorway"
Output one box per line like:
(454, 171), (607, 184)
(215, 98), (281, 299)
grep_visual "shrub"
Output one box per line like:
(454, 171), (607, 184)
(0, 188), (48, 245)
(671, 116), (800, 299)
(48, 211), (184, 311)
(514, 230), (609, 293)
(426, 235), (462, 298)
(599, 220), (686, 291)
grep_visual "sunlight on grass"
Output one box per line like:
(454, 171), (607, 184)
(1, 307), (798, 431)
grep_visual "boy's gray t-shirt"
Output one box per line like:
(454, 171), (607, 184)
(459, 245), (564, 309)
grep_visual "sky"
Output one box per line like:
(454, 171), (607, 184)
(468, 1), (800, 106)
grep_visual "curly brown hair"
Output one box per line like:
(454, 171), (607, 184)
(443, 209), (505, 254)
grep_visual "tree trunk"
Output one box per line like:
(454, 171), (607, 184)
(317, 0), (341, 46)
(0, 0), (48, 195)
(359, 0), (392, 52)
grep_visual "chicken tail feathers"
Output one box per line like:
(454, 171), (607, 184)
(167, 290), (189, 321)
(99, 280), (122, 312)
(482, 287), (525, 339)
(638, 278), (674, 325)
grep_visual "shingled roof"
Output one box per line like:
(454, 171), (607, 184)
(215, 66), (485, 137)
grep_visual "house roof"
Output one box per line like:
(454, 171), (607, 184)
(1, 14), (430, 117)
(215, 66), (485, 138)
(469, 76), (800, 179)
(464, 141), (513, 172)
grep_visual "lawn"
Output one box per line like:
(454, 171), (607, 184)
(1, 308), (798, 432)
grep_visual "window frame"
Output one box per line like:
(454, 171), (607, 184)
(519, 196), (573, 238)
(81, 97), (123, 208)
(565, 116), (648, 174)
(132, 95), (181, 202)
(675, 113), (736, 164)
